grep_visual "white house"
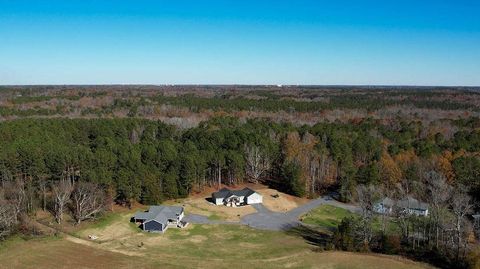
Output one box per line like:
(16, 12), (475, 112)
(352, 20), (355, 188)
(374, 197), (394, 215)
(212, 187), (263, 207)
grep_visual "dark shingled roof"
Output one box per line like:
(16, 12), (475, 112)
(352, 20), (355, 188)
(133, 206), (183, 226)
(212, 187), (256, 199)
(398, 197), (428, 211)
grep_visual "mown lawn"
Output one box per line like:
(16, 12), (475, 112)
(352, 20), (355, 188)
(0, 228), (434, 269)
(300, 205), (401, 235)
(301, 205), (354, 229)
(0, 208), (431, 269)
(157, 224), (308, 261)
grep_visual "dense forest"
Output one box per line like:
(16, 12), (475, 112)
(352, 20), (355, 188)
(1, 86), (480, 268)
(1, 86), (480, 128)
(1, 117), (479, 205)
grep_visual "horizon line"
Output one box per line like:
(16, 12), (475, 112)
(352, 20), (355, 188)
(1, 84), (479, 88)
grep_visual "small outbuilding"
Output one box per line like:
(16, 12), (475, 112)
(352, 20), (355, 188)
(133, 205), (185, 233)
(212, 187), (263, 207)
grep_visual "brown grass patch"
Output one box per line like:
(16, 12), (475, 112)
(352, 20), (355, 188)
(309, 251), (435, 269)
(255, 187), (308, 212)
(77, 213), (137, 242)
(0, 237), (142, 269)
(189, 235), (208, 243)
(167, 196), (257, 221)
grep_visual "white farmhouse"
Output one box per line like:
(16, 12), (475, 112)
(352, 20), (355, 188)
(212, 187), (263, 207)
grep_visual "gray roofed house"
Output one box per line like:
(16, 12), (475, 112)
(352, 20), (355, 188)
(133, 205), (185, 233)
(374, 196), (429, 216)
(212, 187), (234, 200)
(212, 187), (263, 207)
(397, 197), (429, 216)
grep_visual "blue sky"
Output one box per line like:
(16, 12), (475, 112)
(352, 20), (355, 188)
(0, 0), (479, 85)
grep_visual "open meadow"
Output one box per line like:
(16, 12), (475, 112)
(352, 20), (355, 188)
(0, 201), (435, 269)
(0, 222), (434, 269)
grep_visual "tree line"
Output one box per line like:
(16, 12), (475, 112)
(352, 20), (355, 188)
(2, 86), (479, 119)
(0, 117), (479, 241)
(332, 175), (476, 269)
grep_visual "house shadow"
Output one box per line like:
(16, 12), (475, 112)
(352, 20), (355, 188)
(205, 197), (214, 204)
(286, 224), (332, 247)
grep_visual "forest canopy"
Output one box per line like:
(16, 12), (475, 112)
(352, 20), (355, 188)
(1, 87), (480, 268)
(1, 116), (479, 206)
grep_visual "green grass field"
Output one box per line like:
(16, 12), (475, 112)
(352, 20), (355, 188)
(300, 205), (353, 229)
(0, 224), (434, 269)
(300, 205), (400, 235)
(0, 207), (433, 269)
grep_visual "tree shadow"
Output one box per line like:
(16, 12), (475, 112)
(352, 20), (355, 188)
(263, 179), (292, 196)
(286, 224), (332, 247)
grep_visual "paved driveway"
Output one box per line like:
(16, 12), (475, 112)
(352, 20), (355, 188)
(185, 197), (360, 231)
(241, 209), (300, 230)
(242, 197), (360, 231)
(183, 213), (240, 225)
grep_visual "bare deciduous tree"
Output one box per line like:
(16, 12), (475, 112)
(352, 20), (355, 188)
(378, 186), (393, 236)
(38, 176), (49, 212)
(0, 201), (16, 239)
(425, 170), (451, 249)
(308, 155), (319, 195)
(244, 144), (270, 184)
(4, 179), (26, 221)
(72, 182), (106, 224)
(52, 179), (73, 224)
(356, 184), (378, 249)
(0, 189), (17, 239)
(450, 187), (473, 260)
(391, 183), (414, 241)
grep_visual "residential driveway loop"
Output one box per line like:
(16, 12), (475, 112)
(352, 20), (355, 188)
(185, 197), (360, 231)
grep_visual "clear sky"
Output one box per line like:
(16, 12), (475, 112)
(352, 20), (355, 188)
(0, 0), (479, 86)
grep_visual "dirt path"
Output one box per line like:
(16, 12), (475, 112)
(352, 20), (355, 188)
(34, 219), (144, 257)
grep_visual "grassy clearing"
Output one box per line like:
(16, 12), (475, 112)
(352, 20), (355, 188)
(0, 235), (140, 269)
(372, 216), (401, 235)
(1, 201), (430, 269)
(75, 211), (139, 242)
(301, 205), (354, 229)
(0, 209), (434, 269)
(159, 224), (305, 261)
(88, 212), (124, 230)
(301, 205), (401, 235)
(207, 213), (223, 221)
(0, 225), (434, 269)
